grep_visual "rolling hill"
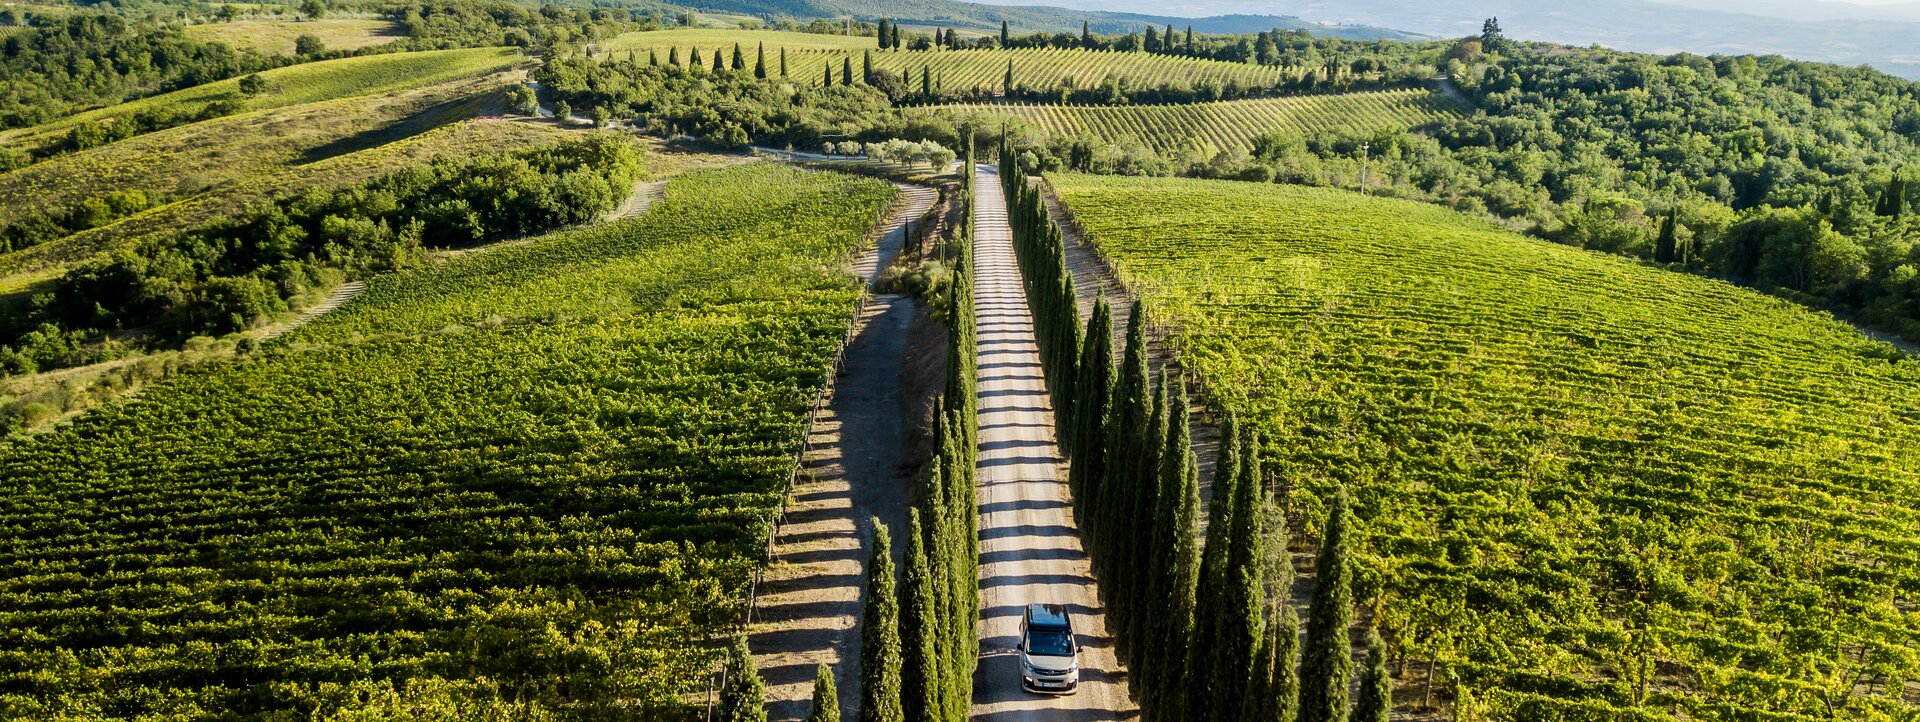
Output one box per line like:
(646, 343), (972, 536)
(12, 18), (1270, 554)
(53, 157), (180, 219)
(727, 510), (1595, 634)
(1050, 171), (1920, 719)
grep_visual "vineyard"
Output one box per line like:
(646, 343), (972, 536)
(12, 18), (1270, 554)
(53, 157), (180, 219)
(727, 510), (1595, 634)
(0, 163), (896, 718)
(1048, 173), (1920, 719)
(938, 88), (1459, 156)
(600, 29), (1293, 93)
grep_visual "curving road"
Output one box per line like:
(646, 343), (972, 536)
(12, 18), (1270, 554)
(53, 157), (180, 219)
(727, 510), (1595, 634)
(970, 164), (1139, 722)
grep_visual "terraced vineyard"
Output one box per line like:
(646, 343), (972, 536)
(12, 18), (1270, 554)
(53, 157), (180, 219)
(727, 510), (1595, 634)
(939, 88), (1459, 155)
(603, 29), (1292, 92)
(0, 164), (895, 718)
(1049, 174), (1920, 720)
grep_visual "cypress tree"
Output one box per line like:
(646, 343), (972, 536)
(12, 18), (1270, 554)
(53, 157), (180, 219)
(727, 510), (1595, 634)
(1004, 59), (1014, 94)
(1164, 24), (1175, 54)
(713, 47), (724, 72)
(1125, 374), (1169, 661)
(1081, 20), (1093, 48)
(1879, 177), (1909, 217)
(825, 64), (834, 87)
(863, 50), (873, 83)
(877, 18), (891, 49)
(1654, 210), (1677, 263)
(899, 510), (940, 722)
(755, 42), (767, 78)
(922, 65), (932, 98)
(1299, 490), (1355, 722)
(1187, 409), (1240, 722)
(1000, 20), (1010, 47)
(1069, 299), (1115, 516)
(733, 43), (745, 72)
(859, 519), (903, 722)
(648, 49), (657, 66)
(1146, 372), (1200, 722)
(1251, 606), (1302, 722)
(843, 56), (854, 85)
(1101, 301), (1150, 602)
(807, 663), (840, 722)
(690, 46), (702, 68)
(1351, 628), (1391, 722)
(1217, 428), (1265, 719)
(1185, 26), (1194, 55)
(669, 47), (679, 66)
(781, 47), (789, 76)
(890, 23), (901, 49)
(720, 635), (767, 722)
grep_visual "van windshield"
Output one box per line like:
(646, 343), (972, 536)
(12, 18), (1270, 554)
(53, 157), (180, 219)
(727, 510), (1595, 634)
(1026, 629), (1073, 657)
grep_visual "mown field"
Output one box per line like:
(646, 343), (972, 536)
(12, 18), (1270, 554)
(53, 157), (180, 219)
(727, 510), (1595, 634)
(939, 88), (1459, 156)
(1050, 174), (1920, 720)
(602, 28), (1293, 93)
(0, 47), (521, 151)
(183, 18), (406, 55)
(0, 163), (895, 718)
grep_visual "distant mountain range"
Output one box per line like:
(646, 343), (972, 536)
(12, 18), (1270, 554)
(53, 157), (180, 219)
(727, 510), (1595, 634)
(689, 0), (1431, 40)
(986, 0), (1920, 79)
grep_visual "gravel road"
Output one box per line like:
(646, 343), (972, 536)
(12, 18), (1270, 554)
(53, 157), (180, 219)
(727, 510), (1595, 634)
(970, 164), (1139, 722)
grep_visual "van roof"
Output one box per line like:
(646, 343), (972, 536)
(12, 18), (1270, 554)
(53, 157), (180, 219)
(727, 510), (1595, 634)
(1025, 603), (1071, 630)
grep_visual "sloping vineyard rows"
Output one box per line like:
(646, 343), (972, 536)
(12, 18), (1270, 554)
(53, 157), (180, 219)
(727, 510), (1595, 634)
(0, 164), (896, 719)
(607, 32), (1294, 95)
(1049, 173), (1920, 720)
(943, 89), (1458, 156)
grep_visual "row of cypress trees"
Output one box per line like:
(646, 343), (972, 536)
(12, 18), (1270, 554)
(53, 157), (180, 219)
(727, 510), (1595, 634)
(991, 154), (1392, 721)
(997, 147), (1082, 444)
(658, 42), (781, 79)
(862, 153), (982, 722)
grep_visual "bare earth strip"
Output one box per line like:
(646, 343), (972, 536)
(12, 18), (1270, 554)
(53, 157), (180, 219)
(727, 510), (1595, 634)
(747, 182), (938, 722)
(970, 164), (1138, 722)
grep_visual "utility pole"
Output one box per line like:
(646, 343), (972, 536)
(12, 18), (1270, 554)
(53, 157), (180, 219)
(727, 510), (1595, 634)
(1358, 141), (1370, 189)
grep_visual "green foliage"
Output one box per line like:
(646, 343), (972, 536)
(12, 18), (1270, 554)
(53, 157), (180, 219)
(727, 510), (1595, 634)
(1351, 628), (1391, 722)
(1053, 173), (1920, 719)
(0, 163), (896, 717)
(1219, 428), (1268, 718)
(859, 519), (903, 722)
(0, 14), (268, 129)
(1188, 407), (1240, 722)
(807, 663), (840, 722)
(721, 636), (768, 722)
(1300, 489), (1355, 722)
(900, 509), (940, 722)
(1145, 370), (1201, 722)
(8, 134), (641, 363)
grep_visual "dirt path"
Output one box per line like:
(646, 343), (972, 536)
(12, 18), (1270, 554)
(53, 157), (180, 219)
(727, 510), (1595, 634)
(259, 281), (366, 342)
(970, 164), (1137, 722)
(746, 183), (938, 722)
(605, 179), (667, 222)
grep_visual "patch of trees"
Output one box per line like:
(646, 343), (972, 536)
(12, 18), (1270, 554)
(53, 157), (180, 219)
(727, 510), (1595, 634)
(0, 14), (274, 130)
(0, 134), (641, 377)
(0, 190), (159, 254)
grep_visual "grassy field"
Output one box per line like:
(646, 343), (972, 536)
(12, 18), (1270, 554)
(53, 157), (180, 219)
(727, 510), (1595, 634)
(1050, 173), (1920, 720)
(0, 47), (522, 151)
(939, 88), (1460, 156)
(0, 163), (895, 718)
(183, 18), (405, 55)
(0, 117), (565, 293)
(602, 28), (1294, 93)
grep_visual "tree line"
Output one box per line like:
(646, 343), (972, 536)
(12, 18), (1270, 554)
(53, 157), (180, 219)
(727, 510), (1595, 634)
(0, 134), (642, 377)
(997, 150), (1393, 721)
(715, 153), (983, 722)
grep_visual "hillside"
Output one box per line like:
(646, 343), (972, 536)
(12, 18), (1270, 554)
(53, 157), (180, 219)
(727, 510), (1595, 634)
(687, 0), (1426, 38)
(0, 163), (896, 717)
(181, 18), (407, 55)
(936, 87), (1458, 157)
(1050, 172), (1920, 719)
